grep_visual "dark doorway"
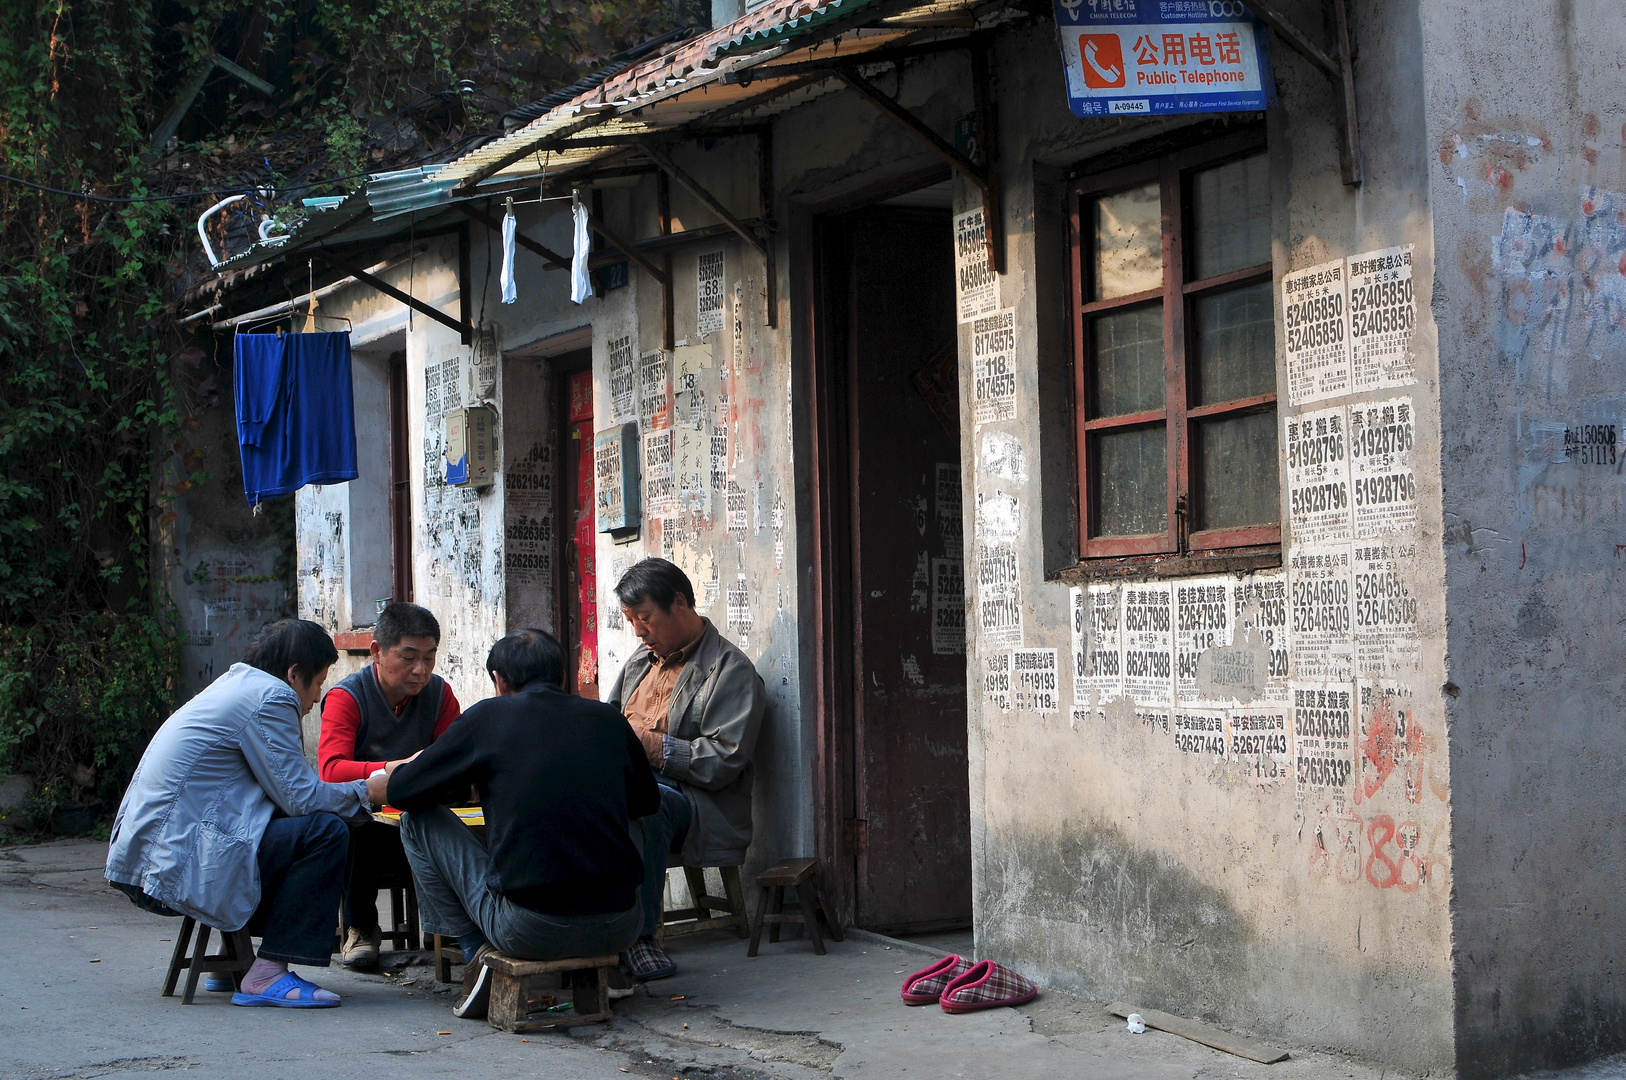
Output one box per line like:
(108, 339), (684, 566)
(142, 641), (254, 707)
(811, 202), (970, 934)
(389, 351), (413, 604)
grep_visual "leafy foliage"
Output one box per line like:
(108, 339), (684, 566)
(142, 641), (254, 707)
(0, 0), (681, 827)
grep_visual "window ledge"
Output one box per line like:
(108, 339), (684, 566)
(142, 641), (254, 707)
(1052, 544), (1281, 584)
(334, 629), (374, 655)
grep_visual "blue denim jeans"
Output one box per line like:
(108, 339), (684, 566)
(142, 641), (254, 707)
(400, 805), (642, 961)
(637, 785), (692, 939)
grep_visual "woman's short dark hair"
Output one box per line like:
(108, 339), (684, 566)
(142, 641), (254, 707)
(614, 557), (695, 612)
(486, 628), (564, 691)
(375, 602), (441, 649)
(244, 619), (339, 683)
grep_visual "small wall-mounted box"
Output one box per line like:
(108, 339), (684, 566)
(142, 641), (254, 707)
(445, 405), (496, 487)
(593, 422), (641, 541)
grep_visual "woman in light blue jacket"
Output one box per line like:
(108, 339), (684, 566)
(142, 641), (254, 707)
(106, 619), (390, 1008)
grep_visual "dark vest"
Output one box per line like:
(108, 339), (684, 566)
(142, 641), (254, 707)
(328, 665), (447, 763)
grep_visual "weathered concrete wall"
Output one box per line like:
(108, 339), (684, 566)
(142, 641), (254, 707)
(156, 344), (294, 697)
(588, 160), (812, 875)
(954, 7), (1452, 1071)
(1421, 1), (1626, 1074)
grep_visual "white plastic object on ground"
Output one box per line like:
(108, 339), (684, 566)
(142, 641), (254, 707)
(1127, 1013), (1147, 1034)
(196, 193), (247, 268)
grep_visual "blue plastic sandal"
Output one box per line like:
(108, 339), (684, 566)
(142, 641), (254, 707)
(231, 971), (340, 1008)
(203, 973), (234, 992)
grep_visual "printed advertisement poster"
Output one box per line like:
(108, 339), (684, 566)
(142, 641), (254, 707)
(975, 539), (1022, 647)
(1347, 245), (1416, 392)
(1349, 396), (1417, 538)
(1289, 543), (1353, 683)
(1175, 576), (1231, 703)
(1051, 0), (1276, 118)
(1071, 585), (1123, 711)
(697, 251), (725, 340)
(1286, 406), (1352, 544)
(673, 427), (710, 516)
(1012, 648), (1060, 714)
(1283, 259), (1350, 404)
(983, 650), (1012, 712)
(1172, 707), (1227, 758)
(673, 343), (711, 431)
(971, 308), (1017, 424)
(642, 428), (675, 516)
(607, 334), (636, 421)
(931, 558), (966, 655)
(954, 208), (999, 323)
(1227, 707), (1290, 785)
(1354, 541), (1420, 678)
(1293, 683), (1354, 813)
(638, 351), (671, 432)
(936, 463), (964, 554)
(1121, 581), (1173, 706)
(1234, 572), (1290, 703)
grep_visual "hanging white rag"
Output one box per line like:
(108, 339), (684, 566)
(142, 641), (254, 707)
(571, 191), (594, 305)
(500, 203), (518, 305)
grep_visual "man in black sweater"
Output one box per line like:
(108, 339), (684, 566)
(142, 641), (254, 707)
(388, 628), (658, 1020)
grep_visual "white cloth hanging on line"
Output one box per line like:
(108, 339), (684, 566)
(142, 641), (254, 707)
(571, 191), (594, 305)
(500, 203), (518, 305)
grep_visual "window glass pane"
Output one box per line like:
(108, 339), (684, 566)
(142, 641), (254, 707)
(1192, 281), (1275, 406)
(1191, 153), (1270, 280)
(1193, 409), (1279, 531)
(1091, 302), (1164, 417)
(1092, 181), (1163, 300)
(1091, 425), (1167, 537)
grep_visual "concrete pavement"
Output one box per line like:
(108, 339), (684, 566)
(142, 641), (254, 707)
(2, 839), (1619, 1080)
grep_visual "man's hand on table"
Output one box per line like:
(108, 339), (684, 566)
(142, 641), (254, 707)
(365, 771), (390, 807)
(385, 750), (420, 775)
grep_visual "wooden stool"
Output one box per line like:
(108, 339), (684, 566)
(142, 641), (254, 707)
(483, 951), (619, 1032)
(162, 916), (255, 1004)
(380, 880), (421, 952)
(659, 858), (750, 942)
(432, 934), (462, 983)
(748, 858), (844, 957)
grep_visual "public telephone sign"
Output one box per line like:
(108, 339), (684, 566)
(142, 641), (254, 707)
(1052, 0), (1275, 117)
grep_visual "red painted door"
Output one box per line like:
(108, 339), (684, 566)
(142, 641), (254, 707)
(564, 367), (599, 698)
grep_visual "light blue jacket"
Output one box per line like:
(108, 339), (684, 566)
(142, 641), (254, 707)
(105, 663), (371, 931)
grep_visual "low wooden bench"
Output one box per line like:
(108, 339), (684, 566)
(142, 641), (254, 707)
(483, 951), (620, 1033)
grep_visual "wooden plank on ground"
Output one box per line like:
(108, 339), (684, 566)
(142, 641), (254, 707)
(1107, 1002), (1290, 1064)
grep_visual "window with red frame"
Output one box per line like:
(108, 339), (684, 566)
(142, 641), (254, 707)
(1070, 136), (1279, 560)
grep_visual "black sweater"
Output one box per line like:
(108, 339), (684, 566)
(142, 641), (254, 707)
(386, 683), (659, 917)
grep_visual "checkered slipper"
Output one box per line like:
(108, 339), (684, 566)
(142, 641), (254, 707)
(939, 960), (1038, 1014)
(626, 938), (677, 981)
(900, 954), (973, 1005)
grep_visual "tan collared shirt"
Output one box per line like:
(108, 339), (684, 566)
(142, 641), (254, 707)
(623, 631), (703, 768)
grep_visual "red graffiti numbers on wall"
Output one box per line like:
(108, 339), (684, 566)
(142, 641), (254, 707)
(1364, 815), (1430, 892)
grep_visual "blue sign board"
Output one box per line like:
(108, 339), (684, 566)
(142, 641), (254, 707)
(1052, 0), (1276, 117)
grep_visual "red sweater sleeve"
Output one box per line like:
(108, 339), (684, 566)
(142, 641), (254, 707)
(432, 683), (463, 739)
(317, 687), (389, 782)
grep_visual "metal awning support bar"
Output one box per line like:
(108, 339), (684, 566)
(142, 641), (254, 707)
(585, 211), (668, 286)
(1244, 0), (1361, 185)
(835, 64), (1004, 273)
(324, 253), (473, 342)
(639, 137), (779, 327)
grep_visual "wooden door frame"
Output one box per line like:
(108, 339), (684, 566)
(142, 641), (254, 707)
(791, 162), (953, 929)
(549, 347), (593, 693)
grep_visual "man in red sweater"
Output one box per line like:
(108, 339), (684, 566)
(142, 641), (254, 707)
(318, 602), (461, 969)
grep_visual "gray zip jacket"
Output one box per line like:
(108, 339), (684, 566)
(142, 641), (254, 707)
(609, 619), (765, 867)
(105, 663), (371, 931)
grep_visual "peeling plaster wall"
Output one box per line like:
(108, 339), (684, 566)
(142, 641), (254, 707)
(157, 347), (294, 697)
(588, 156), (810, 877)
(1422, 1), (1626, 1074)
(957, 8), (1451, 1072)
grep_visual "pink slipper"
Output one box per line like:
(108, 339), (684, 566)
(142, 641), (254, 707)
(900, 954), (973, 1005)
(939, 960), (1038, 1013)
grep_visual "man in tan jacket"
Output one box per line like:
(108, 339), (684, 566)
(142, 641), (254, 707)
(608, 558), (765, 980)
